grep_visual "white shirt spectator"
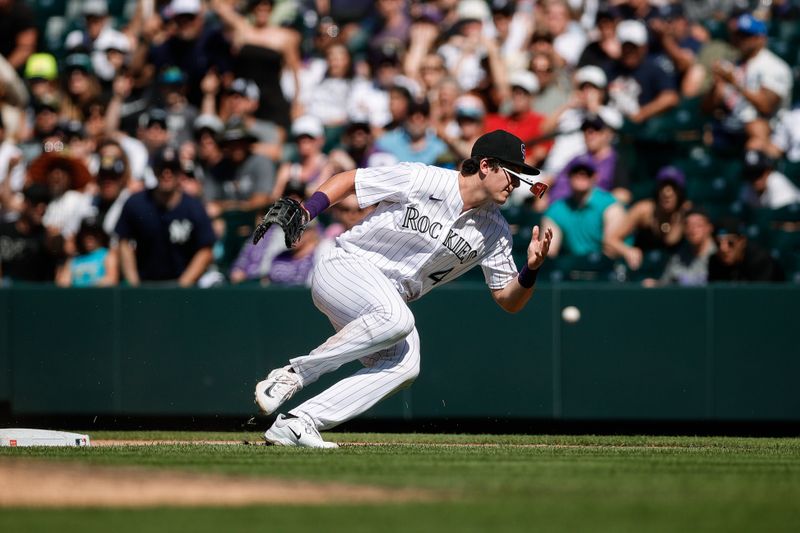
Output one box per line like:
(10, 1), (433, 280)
(743, 171), (800, 209)
(543, 106), (623, 176)
(723, 48), (793, 127)
(771, 108), (800, 162)
(65, 25), (130, 81)
(43, 191), (96, 237)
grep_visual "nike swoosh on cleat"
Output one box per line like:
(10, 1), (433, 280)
(290, 428), (302, 440)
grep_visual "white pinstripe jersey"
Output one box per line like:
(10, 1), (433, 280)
(335, 162), (518, 301)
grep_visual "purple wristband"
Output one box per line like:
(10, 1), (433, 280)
(302, 191), (330, 220)
(518, 265), (539, 288)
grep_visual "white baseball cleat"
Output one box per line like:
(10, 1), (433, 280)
(254, 366), (303, 415)
(264, 414), (338, 448)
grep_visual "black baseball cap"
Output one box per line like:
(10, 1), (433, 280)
(152, 146), (182, 174)
(470, 129), (541, 183)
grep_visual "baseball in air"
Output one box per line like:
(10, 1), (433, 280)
(562, 306), (581, 323)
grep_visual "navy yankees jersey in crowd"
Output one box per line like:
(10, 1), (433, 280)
(115, 190), (215, 281)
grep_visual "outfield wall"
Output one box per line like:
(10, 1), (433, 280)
(1, 285), (798, 422)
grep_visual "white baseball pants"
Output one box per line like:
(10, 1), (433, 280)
(288, 249), (421, 430)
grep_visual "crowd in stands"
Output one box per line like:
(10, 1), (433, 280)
(1, 0), (800, 288)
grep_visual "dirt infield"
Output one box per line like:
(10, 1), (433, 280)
(0, 460), (432, 508)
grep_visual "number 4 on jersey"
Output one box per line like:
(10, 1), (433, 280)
(428, 268), (454, 285)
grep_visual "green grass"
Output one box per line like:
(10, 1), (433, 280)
(1, 432), (799, 533)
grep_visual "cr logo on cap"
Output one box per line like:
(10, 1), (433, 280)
(520, 144), (526, 159)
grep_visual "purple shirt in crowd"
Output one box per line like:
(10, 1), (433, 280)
(549, 151), (620, 202)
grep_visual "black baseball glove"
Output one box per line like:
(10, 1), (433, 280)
(252, 197), (309, 248)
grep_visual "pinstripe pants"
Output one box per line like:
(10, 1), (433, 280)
(288, 249), (421, 431)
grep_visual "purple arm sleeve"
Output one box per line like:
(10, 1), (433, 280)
(302, 191), (331, 220)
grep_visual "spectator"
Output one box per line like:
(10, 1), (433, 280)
(648, 3), (706, 98)
(155, 67), (198, 146)
(208, 0), (300, 132)
(138, 109), (173, 161)
(60, 53), (103, 123)
(55, 217), (118, 287)
(708, 217), (785, 282)
(91, 142), (132, 236)
(326, 119), (380, 172)
(0, 112), (23, 207)
(303, 43), (365, 131)
(541, 65), (624, 179)
(548, 114), (630, 205)
(437, 0), (497, 92)
(115, 146), (215, 286)
(769, 106), (800, 164)
(346, 46), (405, 132)
(272, 115), (329, 199)
(142, 0), (233, 107)
(205, 120), (276, 214)
(607, 166), (689, 270)
(0, 0), (36, 70)
(0, 184), (59, 282)
(438, 94), (486, 161)
(484, 71), (547, 166)
(703, 14), (793, 150)
(530, 50), (571, 115)
(370, 0), (412, 52)
(28, 152), (96, 242)
(739, 149), (800, 210)
(215, 77), (283, 161)
(542, 155), (626, 258)
(541, 0), (587, 67)
(646, 208), (717, 287)
(375, 99), (448, 165)
(64, 0), (131, 84)
(577, 5), (621, 74)
(23, 54), (62, 106)
(194, 113), (224, 181)
(607, 20), (679, 125)
(18, 99), (61, 164)
(0, 53), (29, 141)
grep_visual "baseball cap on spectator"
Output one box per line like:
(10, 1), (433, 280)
(25, 53), (58, 81)
(715, 216), (745, 237)
(152, 146), (182, 174)
(574, 65), (607, 89)
(567, 154), (597, 175)
(457, 0), (491, 23)
(159, 66), (186, 85)
(33, 96), (60, 114)
(581, 113), (608, 131)
(369, 44), (401, 69)
(169, 0), (201, 16)
(64, 53), (93, 73)
(228, 78), (261, 101)
(103, 32), (131, 54)
(616, 20), (648, 46)
(193, 114), (224, 136)
(655, 166), (686, 188)
(97, 154), (127, 180)
(455, 94), (486, 120)
(471, 129), (541, 181)
(291, 115), (324, 139)
(139, 108), (168, 129)
(83, 0), (108, 16)
(657, 2), (685, 20)
(219, 120), (257, 144)
(596, 4), (621, 21)
(736, 14), (767, 36)
(490, 0), (515, 17)
(407, 99), (431, 117)
(28, 152), (94, 189)
(509, 71), (540, 94)
(58, 120), (86, 141)
(23, 183), (52, 205)
(742, 149), (774, 179)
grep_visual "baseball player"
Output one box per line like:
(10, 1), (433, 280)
(253, 130), (553, 448)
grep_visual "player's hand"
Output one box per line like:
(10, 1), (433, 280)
(527, 225), (553, 270)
